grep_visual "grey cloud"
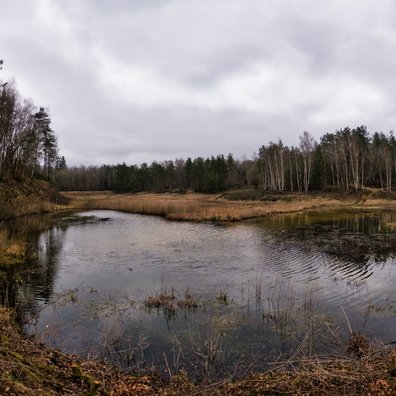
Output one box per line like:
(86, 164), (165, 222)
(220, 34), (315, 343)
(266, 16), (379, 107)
(182, 44), (267, 88)
(2, 0), (396, 167)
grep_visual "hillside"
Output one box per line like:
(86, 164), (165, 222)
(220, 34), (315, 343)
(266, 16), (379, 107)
(0, 175), (68, 221)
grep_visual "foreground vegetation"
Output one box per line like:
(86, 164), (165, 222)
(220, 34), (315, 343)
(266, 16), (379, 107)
(2, 304), (396, 395)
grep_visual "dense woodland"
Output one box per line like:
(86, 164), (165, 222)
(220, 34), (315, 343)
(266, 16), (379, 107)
(2, 61), (396, 195)
(54, 127), (396, 194)
(0, 61), (62, 182)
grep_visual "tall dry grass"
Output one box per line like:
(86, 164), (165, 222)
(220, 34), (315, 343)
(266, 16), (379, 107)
(62, 191), (345, 222)
(0, 229), (27, 264)
(0, 195), (56, 221)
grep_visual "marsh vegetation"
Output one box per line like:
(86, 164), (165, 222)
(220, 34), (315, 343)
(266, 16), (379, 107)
(62, 189), (358, 221)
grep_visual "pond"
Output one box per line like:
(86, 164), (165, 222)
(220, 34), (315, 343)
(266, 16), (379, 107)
(4, 208), (396, 380)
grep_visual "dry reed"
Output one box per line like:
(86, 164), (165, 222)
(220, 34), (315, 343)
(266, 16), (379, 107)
(0, 229), (28, 264)
(62, 191), (348, 222)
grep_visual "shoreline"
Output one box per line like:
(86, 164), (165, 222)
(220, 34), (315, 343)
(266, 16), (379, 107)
(60, 189), (393, 222)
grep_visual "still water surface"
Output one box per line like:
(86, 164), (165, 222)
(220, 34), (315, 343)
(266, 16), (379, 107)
(11, 209), (396, 379)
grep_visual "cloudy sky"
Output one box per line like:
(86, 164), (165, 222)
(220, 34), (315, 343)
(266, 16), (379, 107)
(1, 1), (396, 166)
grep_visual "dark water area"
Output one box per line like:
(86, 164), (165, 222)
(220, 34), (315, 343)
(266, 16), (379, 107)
(3, 208), (396, 380)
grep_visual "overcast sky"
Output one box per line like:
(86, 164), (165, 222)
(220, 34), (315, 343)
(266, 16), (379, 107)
(1, 1), (396, 167)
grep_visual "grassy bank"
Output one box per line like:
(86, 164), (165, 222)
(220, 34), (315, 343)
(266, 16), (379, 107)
(0, 175), (67, 221)
(0, 176), (67, 266)
(62, 189), (377, 222)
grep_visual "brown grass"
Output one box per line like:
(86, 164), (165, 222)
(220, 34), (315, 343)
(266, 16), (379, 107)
(144, 288), (176, 310)
(61, 190), (354, 222)
(0, 176), (67, 220)
(0, 230), (28, 264)
(143, 288), (200, 313)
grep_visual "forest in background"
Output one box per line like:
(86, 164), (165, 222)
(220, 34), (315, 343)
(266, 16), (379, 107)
(54, 127), (396, 194)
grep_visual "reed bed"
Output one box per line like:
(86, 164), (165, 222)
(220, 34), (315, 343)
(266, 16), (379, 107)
(62, 191), (345, 221)
(0, 196), (54, 220)
(0, 229), (28, 264)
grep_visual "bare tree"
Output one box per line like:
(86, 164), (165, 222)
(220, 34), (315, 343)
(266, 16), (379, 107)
(0, 79), (59, 179)
(299, 131), (316, 193)
(258, 140), (286, 191)
(372, 131), (393, 191)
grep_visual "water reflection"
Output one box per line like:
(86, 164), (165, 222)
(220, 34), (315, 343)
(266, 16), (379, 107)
(260, 209), (396, 263)
(0, 213), (74, 327)
(3, 209), (396, 380)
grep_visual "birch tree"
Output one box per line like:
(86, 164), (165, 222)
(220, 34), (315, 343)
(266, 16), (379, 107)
(299, 131), (316, 193)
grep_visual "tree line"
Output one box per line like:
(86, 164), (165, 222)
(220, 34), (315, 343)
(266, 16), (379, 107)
(54, 126), (396, 194)
(4, 59), (396, 194)
(0, 61), (62, 180)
